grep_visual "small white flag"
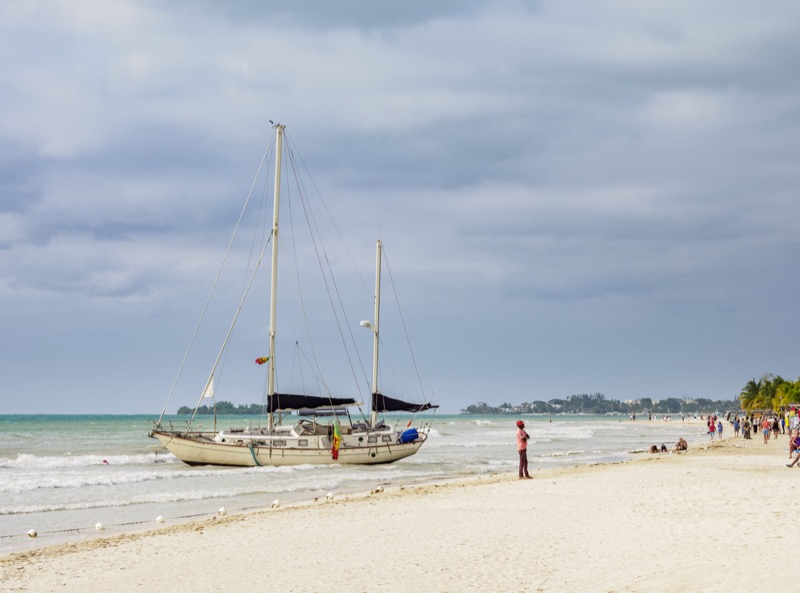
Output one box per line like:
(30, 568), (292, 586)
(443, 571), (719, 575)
(202, 377), (215, 399)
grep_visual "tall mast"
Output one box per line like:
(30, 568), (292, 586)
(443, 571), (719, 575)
(267, 123), (285, 431)
(370, 239), (382, 428)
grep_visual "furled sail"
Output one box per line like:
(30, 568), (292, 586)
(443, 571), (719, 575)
(371, 393), (439, 413)
(267, 393), (358, 413)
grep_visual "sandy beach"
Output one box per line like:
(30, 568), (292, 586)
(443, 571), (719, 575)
(2, 432), (796, 593)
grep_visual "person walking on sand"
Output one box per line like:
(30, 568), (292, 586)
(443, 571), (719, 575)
(516, 420), (532, 479)
(716, 420), (723, 439)
(761, 416), (771, 444)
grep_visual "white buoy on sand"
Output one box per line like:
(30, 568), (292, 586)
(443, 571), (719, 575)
(271, 499), (280, 508)
(27, 529), (37, 538)
(156, 515), (164, 524)
(95, 522), (105, 531)
(218, 507), (227, 516)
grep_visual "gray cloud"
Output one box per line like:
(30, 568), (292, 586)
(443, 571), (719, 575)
(1, 0), (799, 413)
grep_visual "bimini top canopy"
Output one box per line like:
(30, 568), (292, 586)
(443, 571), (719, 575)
(268, 393), (358, 413)
(371, 393), (439, 413)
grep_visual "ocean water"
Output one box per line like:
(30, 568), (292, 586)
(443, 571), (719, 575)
(0, 413), (710, 555)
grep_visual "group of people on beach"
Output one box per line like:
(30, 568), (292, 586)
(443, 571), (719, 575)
(706, 415), (723, 440)
(648, 438), (687, 454)
(515, 418), (689, 476)
(708, 409), (800, 470)
(732, 412), (787, 443)
(514, 408), (800, 477)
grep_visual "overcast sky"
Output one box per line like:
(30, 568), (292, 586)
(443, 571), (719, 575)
(1, 1), (798, 415)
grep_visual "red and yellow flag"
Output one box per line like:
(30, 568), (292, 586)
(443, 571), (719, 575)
(331, 420), (341, 460)
(255, 357), (270, 365)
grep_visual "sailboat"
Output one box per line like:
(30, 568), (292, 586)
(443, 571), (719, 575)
(149, 123), (437, 466)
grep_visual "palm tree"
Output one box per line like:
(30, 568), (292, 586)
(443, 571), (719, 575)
(761, 374), (785, 411)
(776, 380), (800, 408)
(739, 378), (762, 411)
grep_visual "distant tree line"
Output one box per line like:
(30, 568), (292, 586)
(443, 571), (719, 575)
(461, 392), (740, 415)
(739, 373), (800, 411)
(176, 400), (265, 415)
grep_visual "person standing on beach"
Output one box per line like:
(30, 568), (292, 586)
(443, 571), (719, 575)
(516, 420), (532, 479)
(761, 416), (771, 444)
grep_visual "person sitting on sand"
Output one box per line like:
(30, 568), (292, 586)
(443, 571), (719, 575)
(660, 443), (668, 453)
(787, 444), (800, 468)
(649, 445), (659, 454)
(674, 438), (688, 452)
(789, 431), (800, 459)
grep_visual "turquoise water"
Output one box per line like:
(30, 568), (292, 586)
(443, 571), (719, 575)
(0, 413), (709, 555)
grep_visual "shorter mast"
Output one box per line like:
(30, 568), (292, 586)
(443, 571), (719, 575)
(267, 123), (285, 432)
(370, 240), (382, 428)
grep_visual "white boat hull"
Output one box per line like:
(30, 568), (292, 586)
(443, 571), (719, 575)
(150, 429), (426, 466)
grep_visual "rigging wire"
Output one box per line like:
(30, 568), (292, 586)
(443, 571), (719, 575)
(156, 134), (275, 427)
(381, 245), (440, 424)
(282, 132), (370, 422)
(282, 133), (373, 392)
(189, 233), (272, 422)
(287, 133), (374, 300)
(381, 245), (428, 402)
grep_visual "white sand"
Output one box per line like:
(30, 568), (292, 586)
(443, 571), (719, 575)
(2, 434), (796, 593)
